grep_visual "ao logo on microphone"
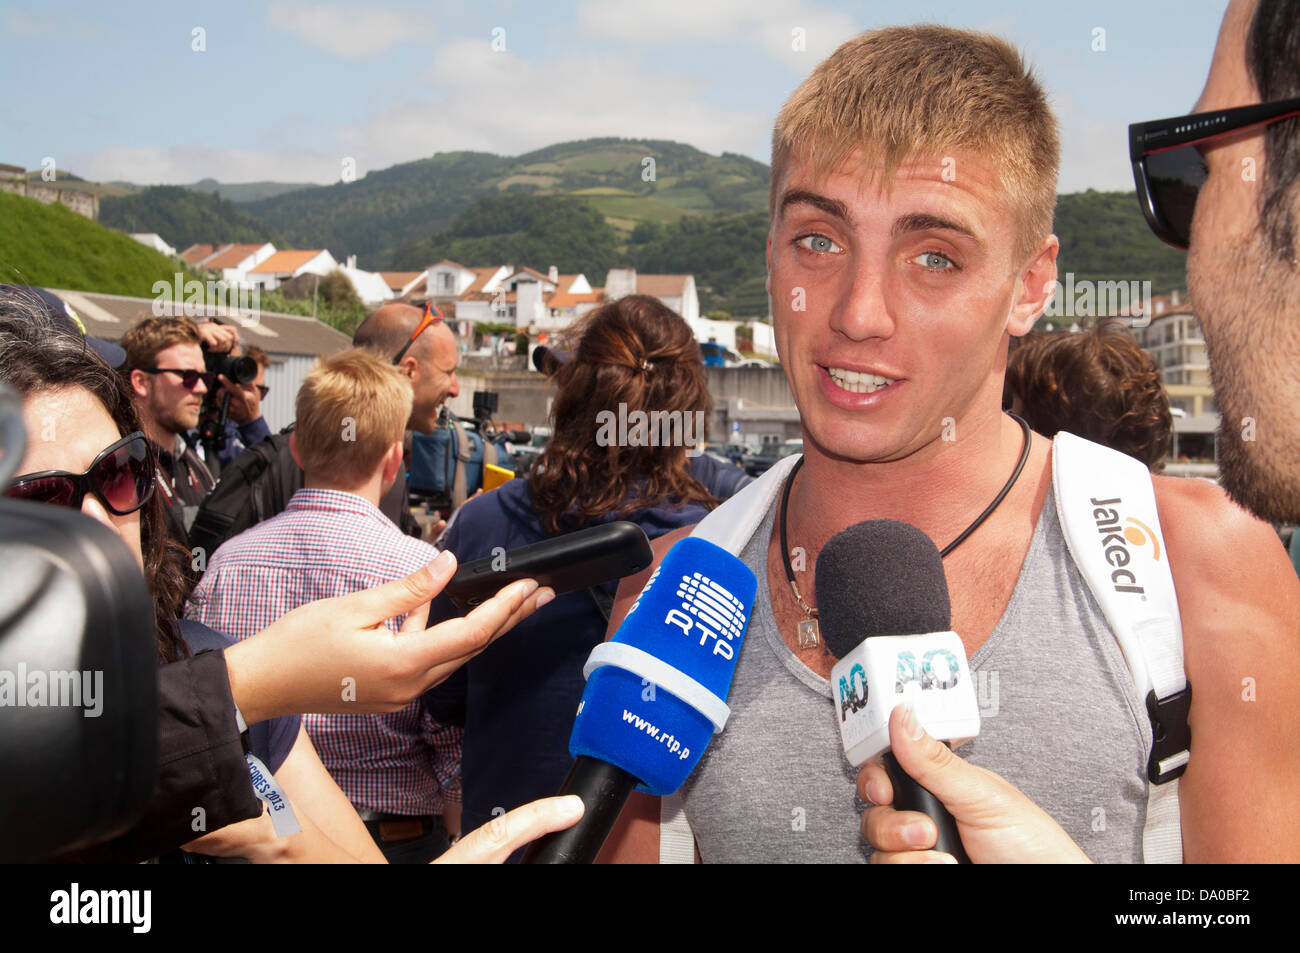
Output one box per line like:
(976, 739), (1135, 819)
(664, 572), (748, 660)
(896, 649), (962, 692)
(838, 663), (869, 721)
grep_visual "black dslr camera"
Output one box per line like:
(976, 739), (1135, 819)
(196, 338), (259, 468)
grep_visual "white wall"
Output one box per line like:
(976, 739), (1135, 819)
(261, 353), (319, 432)
(690, 317), (737, 351)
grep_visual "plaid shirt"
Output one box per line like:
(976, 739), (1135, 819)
(186, 488), (461, 815)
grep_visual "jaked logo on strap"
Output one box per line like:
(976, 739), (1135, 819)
(1091, 497), (1161, 595)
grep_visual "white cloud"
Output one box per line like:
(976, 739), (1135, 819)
(266, 2), (427, 60)
(66, 40), (771, 186)
(337, 38), (770, 167)
(64, 144), (345, 187)
(575, 0), (858, 69)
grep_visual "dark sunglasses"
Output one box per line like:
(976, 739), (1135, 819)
(143, 367), (214, 390)
(6, 431), (155, 516)
(257, 384), (270, 399)
(1130, 96), (1300, 250)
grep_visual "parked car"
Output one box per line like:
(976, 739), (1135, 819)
(742, 439), (804, 477)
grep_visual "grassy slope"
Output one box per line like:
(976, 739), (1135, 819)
(0, 190), (184, 296)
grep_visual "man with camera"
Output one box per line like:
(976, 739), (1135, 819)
(122, 316), (273, 547)
(121, 316), (222, 549)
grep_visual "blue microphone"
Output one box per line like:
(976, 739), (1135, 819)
(523, 536), (757, 863)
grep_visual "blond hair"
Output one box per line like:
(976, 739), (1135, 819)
(770, 25), (1059, 263)
(294, 348), (412, 486)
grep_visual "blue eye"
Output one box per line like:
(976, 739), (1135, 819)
(796, 234), (843, 254)
(914, 251), (954, 270)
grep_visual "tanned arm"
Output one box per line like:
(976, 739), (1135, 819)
(1155, 477), (1300, 862)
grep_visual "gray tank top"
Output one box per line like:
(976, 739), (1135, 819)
(680, 482), (1152, 863)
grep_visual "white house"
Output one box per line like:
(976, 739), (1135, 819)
(197, 242), (277, 287)
(604, 268), (699, 322)
(542, 271), (601, 330)
(130, 233), (177, 257)
(379, 270), (428, 299)
(337, 255), (395, 306)
(427, 260), (481, 300)
(247, 249), (339, 291)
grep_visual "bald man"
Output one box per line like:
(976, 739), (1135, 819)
(353, 303), (461, 435)
(189, 304), (462, 555)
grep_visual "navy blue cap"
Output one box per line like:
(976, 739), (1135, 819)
(0, 285), (126, 368)
(531, 345), (572, 374)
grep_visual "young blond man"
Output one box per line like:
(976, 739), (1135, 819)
(600, 26), (1300, 863)
(188, 348), (464, 862)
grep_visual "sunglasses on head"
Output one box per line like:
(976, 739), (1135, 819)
(393, 302), (444, 365)
(143, 367), (214, 390)
(1130, 96), (1300, 251)
(6, 431), (155, 516)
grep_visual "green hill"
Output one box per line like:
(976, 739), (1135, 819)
(391, 193), (624, 276)
(1053, 190), (1188, 294)
(100, 185), (286, 250)
(245, 138), (771, 267)
(0, 190), (190, 296)
(187, 178), (317, 203)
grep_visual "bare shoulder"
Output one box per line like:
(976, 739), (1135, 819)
(1151, 474), (1297, 653)
(1152, 476), (1300, 861)
(1153, 475), (1287, 558)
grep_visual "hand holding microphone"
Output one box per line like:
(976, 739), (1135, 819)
(524, 536), (757, 863)
(859, 704), (1091, 864)
(817, 520), (977, 862)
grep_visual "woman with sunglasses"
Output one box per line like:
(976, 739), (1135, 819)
(0, 308), (580, 863)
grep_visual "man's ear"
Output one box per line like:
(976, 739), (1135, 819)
(397, 353), (418, 382)
(381, 441), (403, 485)
(288, 431), (302, 469)
(128, 368), (151, 401)
(1008, 234), (1059, 337)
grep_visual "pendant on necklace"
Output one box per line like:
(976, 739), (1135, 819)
(797, 617), (820, 650)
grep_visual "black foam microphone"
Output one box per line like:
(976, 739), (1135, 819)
(816, 520), (979, 863)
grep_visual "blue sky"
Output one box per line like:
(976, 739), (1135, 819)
(0, 0), (1229, 193)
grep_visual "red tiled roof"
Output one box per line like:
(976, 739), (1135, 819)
(461, 266), (503, 296)
(510, 266), (551, 283)
(203, 243), (268, 270)
(250, 250), (325, 275)
(380, 271), (422, 290)
(636, 274), (691, 297)
(548, 290), (604, 310)
(179, 244), (218, 265)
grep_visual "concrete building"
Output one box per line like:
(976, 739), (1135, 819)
(44, 287), (352, 433)
(0, 174), (100, 220)
(1131, 292), (1219, 465)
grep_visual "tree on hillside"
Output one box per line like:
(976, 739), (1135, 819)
(395, 194), (624, 276)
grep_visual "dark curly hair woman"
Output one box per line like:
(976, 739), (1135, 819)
(423, 294), (723, 853)
(1005, 320), (1173, 472)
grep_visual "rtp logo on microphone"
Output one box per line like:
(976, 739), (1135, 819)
(664, 572), (748, 660)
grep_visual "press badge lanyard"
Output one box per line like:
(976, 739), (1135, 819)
(234, 705), (301, 837)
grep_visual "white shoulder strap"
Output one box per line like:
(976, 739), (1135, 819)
(657, 454), (803, 863)
(1051, 431), (1188, 864)
(693, 453), (802, 551)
